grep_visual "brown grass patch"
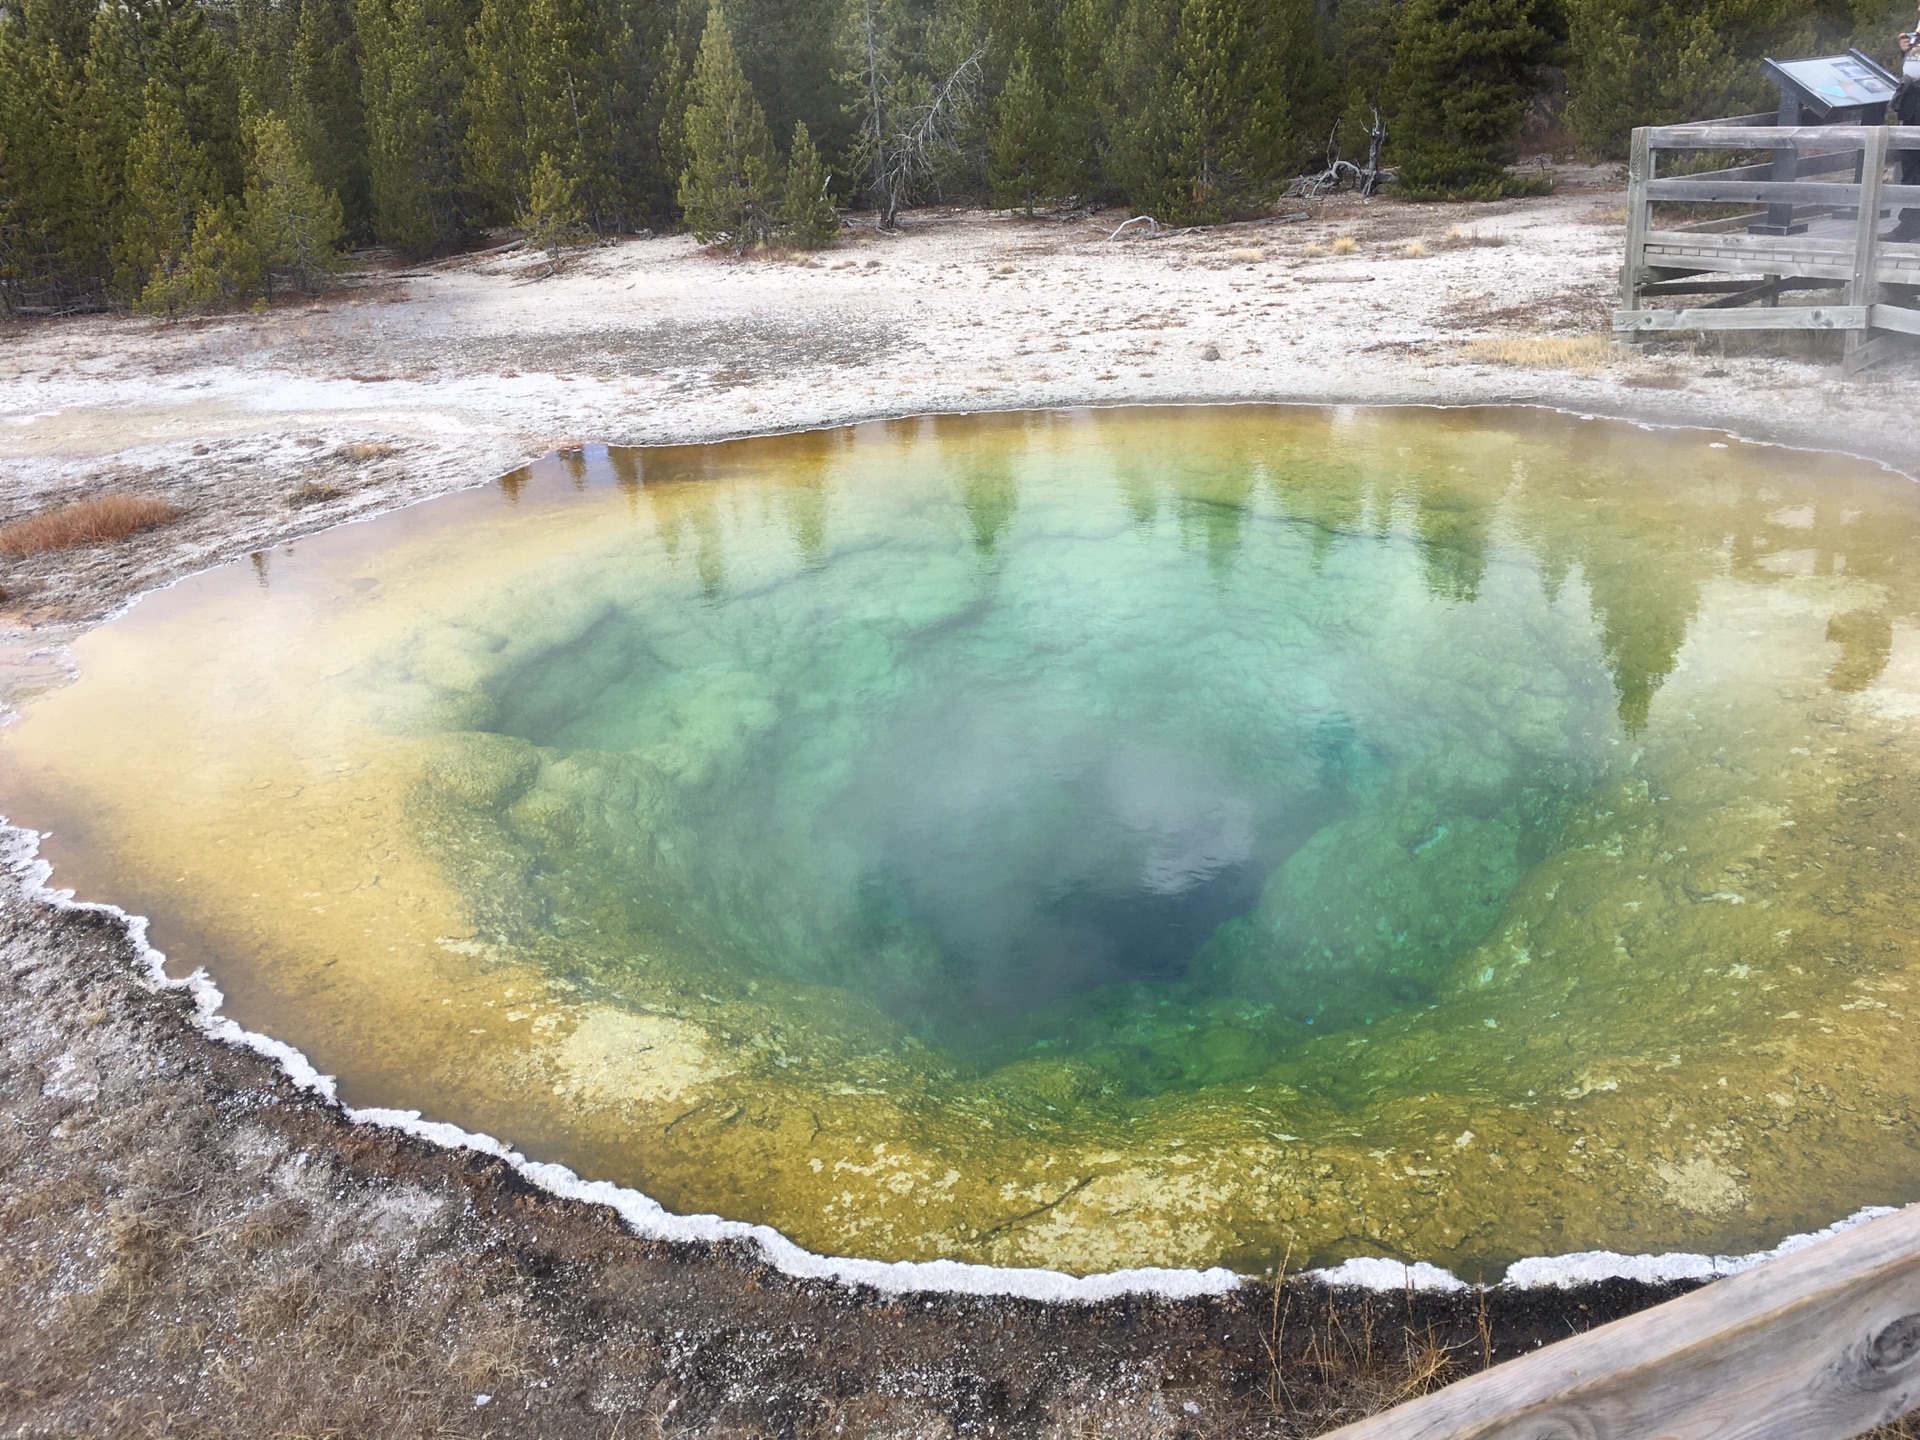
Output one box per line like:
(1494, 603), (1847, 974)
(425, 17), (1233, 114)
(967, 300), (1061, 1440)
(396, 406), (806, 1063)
(1459, 334), (1612, 374)
(0, 496), (179, 557)
(1438, 227), (1509, 250)
(343, 442), (398, 461)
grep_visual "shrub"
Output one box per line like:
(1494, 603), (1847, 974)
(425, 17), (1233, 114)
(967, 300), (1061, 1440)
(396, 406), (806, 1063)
(0, 496), (181, 556)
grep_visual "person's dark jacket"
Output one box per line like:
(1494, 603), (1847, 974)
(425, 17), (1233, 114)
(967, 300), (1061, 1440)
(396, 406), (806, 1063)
(1894, 76), (1920, 127)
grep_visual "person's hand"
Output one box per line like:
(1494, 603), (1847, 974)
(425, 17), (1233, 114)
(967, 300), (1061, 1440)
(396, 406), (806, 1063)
(1905, 30), (1918, 53)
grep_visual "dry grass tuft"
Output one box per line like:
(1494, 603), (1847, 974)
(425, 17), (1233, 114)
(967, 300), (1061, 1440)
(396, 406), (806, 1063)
(343, 442), (398, 461)
(1229, 247), (1265, 263)
(1403, 241), (1430, 258)
(1863, 1417), (1920, 1439)
(1439, 226), (1509, 249)
(1331, 236), (1358, 255)
(1460, 334), (1612, 375)
(0, 496), (179, 557)
(1303, 242), (1326, 258)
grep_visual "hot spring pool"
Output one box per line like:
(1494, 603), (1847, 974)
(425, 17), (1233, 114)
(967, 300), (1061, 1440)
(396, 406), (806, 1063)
(7, 405), (1920, 1280)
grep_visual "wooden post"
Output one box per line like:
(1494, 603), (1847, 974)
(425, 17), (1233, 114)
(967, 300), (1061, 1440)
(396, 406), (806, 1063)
(1845, 125), (1890, 373)
(1316, 1203), (1920, 1440)
(1620, 128), (1653, 343)
(1751, 93), (1807, 235)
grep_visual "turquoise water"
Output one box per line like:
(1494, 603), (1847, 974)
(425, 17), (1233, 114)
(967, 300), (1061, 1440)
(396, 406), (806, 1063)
(462, 428), (1622, 1086)
(13, 405), (1920, 1275)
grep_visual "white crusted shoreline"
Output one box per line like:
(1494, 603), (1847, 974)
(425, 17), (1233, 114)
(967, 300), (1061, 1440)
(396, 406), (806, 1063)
(5, 818), (1901, 1303)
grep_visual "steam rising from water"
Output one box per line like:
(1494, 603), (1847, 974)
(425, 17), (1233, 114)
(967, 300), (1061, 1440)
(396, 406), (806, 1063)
(5, 406), (1919, 1279)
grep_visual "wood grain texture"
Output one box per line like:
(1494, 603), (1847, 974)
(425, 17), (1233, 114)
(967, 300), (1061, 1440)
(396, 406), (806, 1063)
(1869, 303), (1920, 337)
(1671, 151), (1866, 186)
(1621, 129), (1653, 326)
(1844, 331), (1920, 373)
(1647, 124), (1884, 147)
(1318, 1204), (1920, 1440)
(1647, 178), (1866, 206)
(1844, 127), (1888, 367)
(1614, 305), (1866, 330)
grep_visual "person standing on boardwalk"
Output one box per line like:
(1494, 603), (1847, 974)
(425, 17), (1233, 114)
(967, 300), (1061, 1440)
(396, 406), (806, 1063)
(1895, 23), (1920, 241)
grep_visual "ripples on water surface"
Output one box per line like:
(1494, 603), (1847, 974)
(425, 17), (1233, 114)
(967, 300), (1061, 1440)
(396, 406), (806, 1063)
(7, 406), (1920, 1278)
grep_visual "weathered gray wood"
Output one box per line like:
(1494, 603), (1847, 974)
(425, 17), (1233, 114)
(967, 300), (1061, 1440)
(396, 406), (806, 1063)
(1845, 127), (1889, 370)
(1640, 276), (1835, 297)
(1318, 1203), (1920, 1440)
(1620, 129), (1653, 335)
(1702, 278), (1799, 308)
(1869, 303), (1920, 337)
(1644, 229), (1853, 259)
(1674, 150), (1861, 186)
(1844, 331), (1920, 373)
(1647, 179), (1869, 206)
(1614, 305), (1866, 331)
(1649, 123), (1920, 152)
(1703, 110), (1782, 128)
(1649, 123), (1878, 147)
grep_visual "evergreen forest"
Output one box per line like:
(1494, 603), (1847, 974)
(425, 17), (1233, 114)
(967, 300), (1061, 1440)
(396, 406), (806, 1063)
(0, 0), (1912, 313)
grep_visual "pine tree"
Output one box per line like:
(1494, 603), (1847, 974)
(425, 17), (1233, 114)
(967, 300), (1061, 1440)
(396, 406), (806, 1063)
(356, 0), (474, 253)
(1099, 0), (1185, 218)
(246, 110), (346, 294)
(115, 76), (220, 298)
(288, 0), (374, 242)
(988, 46), (1061, 212)
(729, 0), (860, 169)
(139, 198), (263, 314)
(1055, 0), (1110, 200)
(0, 2), (111, 311)
(597, 0), (694, 229)
(98, 0), (248, 199)
(520, 0), (620, 233)
(1563, 0), (1809, 158)
(463, 0), (536, 218)
(1388, 0), (1563, 200)
(1099, 0), (1298, 222)
(778, 120), (840, 245)
(1170, 0), (1290, 221)
(679, 3), (777, 249)
(467, 0), (629, 233)
(520, 150), (591, 260)
(644, 27), (695, 219)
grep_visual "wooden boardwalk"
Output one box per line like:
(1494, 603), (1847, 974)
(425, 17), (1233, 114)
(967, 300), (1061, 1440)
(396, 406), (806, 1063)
(1321, 1202), (1920, 1440)
(1615, 120), (1920, 370)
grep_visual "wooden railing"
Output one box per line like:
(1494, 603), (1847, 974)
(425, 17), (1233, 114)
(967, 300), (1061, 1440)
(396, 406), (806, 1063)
(1320, 1203), (1920, 1440)
(1615, 119), (1920, 371)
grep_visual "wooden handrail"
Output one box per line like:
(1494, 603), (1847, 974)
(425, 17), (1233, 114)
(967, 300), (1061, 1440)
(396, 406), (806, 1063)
(1318, 1203), (1920, 1440)
(1646, 123), (1920, 150)
(1616, 117), (1920, 369)
(1646, 179), (1920, 205)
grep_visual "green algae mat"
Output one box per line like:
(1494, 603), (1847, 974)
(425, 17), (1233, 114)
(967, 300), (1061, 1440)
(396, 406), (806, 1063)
(7, 405), (1920, 1280)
